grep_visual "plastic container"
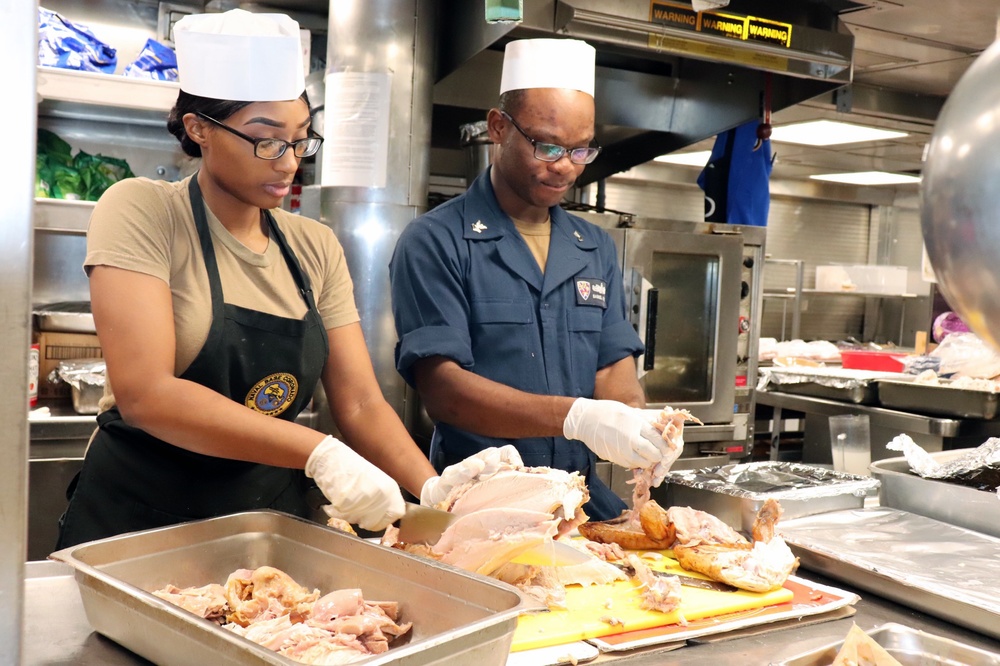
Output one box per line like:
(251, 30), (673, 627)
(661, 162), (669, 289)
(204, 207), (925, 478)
(828, 414), (872, 476)
(839, 350), (907, 372)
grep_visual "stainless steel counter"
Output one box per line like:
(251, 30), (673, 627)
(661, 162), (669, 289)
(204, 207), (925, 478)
(25, 560), (1000, 665)
(756, 389), (1000, 466)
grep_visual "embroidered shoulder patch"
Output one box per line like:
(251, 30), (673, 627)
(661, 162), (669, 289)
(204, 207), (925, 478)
(575, 278), (608, 308)
(246, 372), (299, 416)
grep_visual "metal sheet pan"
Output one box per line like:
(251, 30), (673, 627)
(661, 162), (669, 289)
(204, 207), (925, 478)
(761, 367), (905, 405)
(871, 453), (1000, 538)
(777, 380), (878, 404)
(49, 510), (526, 666)
(877, 379), (1000, 419)
(781, 507), (1000, 643)
(661, 462), (879, 533)
(772, 622), (1000, 665)
(33, 301), (96, 333)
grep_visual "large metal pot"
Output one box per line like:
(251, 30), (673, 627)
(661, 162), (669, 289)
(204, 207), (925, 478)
(922, 40), (1000, 350)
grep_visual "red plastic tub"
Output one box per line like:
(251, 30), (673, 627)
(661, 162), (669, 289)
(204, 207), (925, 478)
(839, 350), (907, 372)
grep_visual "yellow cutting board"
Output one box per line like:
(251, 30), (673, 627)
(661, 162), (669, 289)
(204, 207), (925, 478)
(511, 553), (794, 652)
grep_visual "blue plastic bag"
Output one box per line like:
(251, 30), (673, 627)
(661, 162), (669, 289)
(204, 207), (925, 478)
(38, 6), (117, 74)
(123, 38), (178, 81)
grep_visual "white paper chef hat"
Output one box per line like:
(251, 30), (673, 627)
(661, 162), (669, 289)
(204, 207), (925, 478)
(499, 38), (596, 97)
(174, 8), (305, 102)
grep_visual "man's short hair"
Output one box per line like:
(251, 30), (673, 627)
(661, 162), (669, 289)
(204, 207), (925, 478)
(498, 89), (527, 116)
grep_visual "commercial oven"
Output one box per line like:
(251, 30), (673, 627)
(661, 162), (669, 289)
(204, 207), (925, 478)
(576, 213), (766, 488)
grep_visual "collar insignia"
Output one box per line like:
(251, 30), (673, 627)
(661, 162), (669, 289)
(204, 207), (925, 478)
(471, 220), (488, 234)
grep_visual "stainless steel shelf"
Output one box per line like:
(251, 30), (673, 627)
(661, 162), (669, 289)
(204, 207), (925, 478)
(802, 289), (921, 298)
(36, 66), (177, 125)
(33, 198), (94, 234)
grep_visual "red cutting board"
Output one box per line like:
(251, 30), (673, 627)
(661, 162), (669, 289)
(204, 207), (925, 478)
(511, 552), (794, 652)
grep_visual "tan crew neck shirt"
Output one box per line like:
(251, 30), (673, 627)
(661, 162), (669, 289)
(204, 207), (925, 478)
(511, 216), (552, 273)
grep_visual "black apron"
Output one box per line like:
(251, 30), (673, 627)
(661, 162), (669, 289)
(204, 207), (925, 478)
(56, 176), (329, 549)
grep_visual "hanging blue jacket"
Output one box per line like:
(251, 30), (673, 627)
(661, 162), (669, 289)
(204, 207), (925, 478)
(389, 169), (644, 520)
(698, 119), (773, 227)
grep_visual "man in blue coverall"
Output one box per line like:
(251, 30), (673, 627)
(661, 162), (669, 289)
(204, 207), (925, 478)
(389, 38), (669, 521)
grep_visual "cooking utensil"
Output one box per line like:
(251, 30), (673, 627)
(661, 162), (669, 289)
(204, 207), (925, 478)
(396, 502), (591, 566)
(611, 561), (738, 592)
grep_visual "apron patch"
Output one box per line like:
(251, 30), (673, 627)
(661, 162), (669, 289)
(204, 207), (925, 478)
(575, 278), (608, 308)
(246, 373), (299, 416)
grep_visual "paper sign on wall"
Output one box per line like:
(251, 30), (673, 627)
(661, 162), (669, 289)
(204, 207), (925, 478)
(321, 71), (392, 188)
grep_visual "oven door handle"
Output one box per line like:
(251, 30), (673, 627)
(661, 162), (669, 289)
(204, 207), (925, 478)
(643, 287), (659, 372)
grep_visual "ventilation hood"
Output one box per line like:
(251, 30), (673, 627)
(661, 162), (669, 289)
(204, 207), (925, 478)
(431, 0), (856, 185)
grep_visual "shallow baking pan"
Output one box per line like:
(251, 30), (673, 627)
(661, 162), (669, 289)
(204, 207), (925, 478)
(660, 462), (880, 533)
(871, 452), (1000, 538)
(772, 622), (1000, 665)
(780, 508), (1000, 643)
(762, 367), (906, 405)
(877, 379), (1000, 419)
(33, 301), (96, 333)
(49, 510), (526, 666)
(777, 380), (878, 404)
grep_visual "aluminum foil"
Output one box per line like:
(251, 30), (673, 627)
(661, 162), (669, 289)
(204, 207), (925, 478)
(55, 358), (105, 390)
(781, 508), (1000, 620)
(664, 462), (880, 500)
(887, 434), (1000, 492)
(757, 366), (905, 392)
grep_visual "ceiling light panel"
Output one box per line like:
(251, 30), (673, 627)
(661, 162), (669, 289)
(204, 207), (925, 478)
(771, 120), (908, 146)
(653, 150), (713, 166)
(810, 171), (921, 185)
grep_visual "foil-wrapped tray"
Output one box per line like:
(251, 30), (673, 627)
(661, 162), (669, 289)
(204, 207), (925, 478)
(660, 462), (880, 533)
(877, 378), (1000, 418)
(759, 367), (908, 404)
(772, 622), (1000, 665)
(49, 510), (526, 666)
(781, 507), (1000, 642)
(871, 449), (1000, 538)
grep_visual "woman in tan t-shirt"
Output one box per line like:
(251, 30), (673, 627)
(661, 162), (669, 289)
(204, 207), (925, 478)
(56, 9), (442, 547)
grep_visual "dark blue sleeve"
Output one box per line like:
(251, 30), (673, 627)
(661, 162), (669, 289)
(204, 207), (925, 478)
(389, 216), (475, 387)
(597, 231), (645, 368)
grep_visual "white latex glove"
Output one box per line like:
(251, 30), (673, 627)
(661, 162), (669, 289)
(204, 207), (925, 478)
(420, 445), (523, 507)
(305, 435), (405, 531)
(562, 398), (666, 470)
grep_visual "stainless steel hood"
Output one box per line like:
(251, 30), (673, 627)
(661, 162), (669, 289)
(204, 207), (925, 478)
(431, 0), (856, 185)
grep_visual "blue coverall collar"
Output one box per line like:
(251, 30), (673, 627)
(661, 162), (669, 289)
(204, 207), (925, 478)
(462, 168), (597, 296)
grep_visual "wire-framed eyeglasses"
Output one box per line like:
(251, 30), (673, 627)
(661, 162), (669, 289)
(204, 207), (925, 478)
(196, 112), (324, 160)
(500, 111), (601, 165)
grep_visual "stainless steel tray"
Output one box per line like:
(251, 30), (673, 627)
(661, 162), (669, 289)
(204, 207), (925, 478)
(772, 622), (1000, 665)
(877, 379), (1000, 418)
(33, 301), (96, 333)
(660, 462), (879, 533)
(761, 367), (904, 405)
(49, 510), (526, 666)
(871, 452), (1000, 538)
(778, 380), (878, 404)
(781, 507), (1000, 643)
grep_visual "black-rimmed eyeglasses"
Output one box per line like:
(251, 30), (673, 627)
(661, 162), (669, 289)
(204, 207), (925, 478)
(196, 112), (324, 160)
(500, 111), (601, 165)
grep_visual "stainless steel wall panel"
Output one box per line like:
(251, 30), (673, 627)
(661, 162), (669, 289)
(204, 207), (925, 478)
(763, 197), (870, 342)
(320, 0), (435, 423)
(3, 0), (36, 661)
